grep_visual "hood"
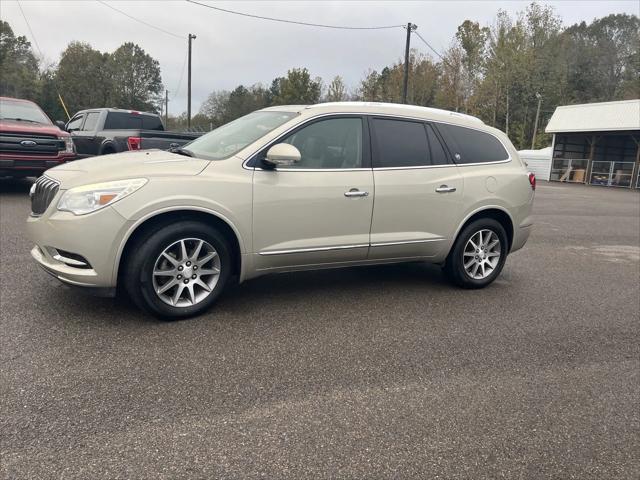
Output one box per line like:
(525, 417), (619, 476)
(45, 150), (210, 188)
(0, 119), (68, 137)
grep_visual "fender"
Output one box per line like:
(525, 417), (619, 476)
(112, 205), (247, 284)
(450, 204), (515, 247)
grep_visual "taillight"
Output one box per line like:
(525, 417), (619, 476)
(127, 136), (141, 150)
(528, 172), (536, 191)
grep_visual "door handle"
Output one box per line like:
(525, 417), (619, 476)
(435, 185), (457, 193)
(344, 189), (369, 198)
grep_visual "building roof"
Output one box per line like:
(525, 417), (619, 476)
(545, 99), (640, 133)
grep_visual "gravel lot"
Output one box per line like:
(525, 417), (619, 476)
(1, 179), (639, 479)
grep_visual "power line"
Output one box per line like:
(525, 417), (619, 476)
(96, 0), (184, 39)
(171, 48), (189, 101)
(16, 0), (42, 57)
(413, 30), (446, 63)
(186, 0), (404, 30)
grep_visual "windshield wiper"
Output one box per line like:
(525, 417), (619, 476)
(170, 147), (195, 157)
(0, 117), (42, 124)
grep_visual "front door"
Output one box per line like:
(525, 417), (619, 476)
(69, 111), (100, 157)
(252, 116), (374, 271)
(368, 117), (465, 260)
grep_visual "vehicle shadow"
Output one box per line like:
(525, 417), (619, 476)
(43, 261), (451, 324)
(0, 177), (34, 195)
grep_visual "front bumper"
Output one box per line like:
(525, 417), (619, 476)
(0, 156), (75, 176)
(27, 203), (132, 289)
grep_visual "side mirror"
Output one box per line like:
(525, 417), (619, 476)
(55, 120), (67, 131)
(263, 143), (301, 168)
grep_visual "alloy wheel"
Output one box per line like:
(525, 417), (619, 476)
(462, 229), (502, 280)
(152, 238), (221, 307)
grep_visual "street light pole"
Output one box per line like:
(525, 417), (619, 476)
(531, 92), (542, 150)
(187, 33), (196, 130)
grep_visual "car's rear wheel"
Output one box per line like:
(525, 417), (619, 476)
(123, 220), (231, 319)
(444, 218), (508, 289)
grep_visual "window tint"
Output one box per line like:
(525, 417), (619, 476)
(280, 117), (363, 169)
(188, 111), (297, 160)
(66, 114), (84, 131)
(0, 98), (51, 124)
(142, 115), (164, 130)
(104, 112), (143, 130)
(372, 118), (430, 168)
(437, 123), (509, 163)
(426, 124), (449, 165)
(81, 112), (100, 131)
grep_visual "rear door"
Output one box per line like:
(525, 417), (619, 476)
(252, 116), (374, 270)
(368, 117), (464, 260)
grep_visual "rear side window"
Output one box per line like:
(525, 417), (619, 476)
(81, 112), (100, 131)
(425, 124), (448, 165)
(104, 112), (143, 130)
(372, 118), (430, 168)
(437, 123), (509, 164)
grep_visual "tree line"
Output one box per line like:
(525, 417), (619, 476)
(1, 20), (162, 120)
(1, 4), (638, 150)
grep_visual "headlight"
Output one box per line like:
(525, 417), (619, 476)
(59, 136), (75, 154)
(57, 178), (147, 215)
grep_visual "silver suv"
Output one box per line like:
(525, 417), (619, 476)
(27, 102), (535, 319)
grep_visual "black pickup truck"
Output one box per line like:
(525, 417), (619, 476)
(65, 108), (201, 157)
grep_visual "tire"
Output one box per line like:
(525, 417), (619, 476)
(443, 218), (508, 289)
(123, 220), (232, 319)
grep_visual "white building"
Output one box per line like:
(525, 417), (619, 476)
(518, 147), (552, 181)
(544, 99), (640, 188)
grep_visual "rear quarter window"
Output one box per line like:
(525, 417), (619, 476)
(142, 116), (164, 130)
(437, 123), (509, 164)
(104, 112), (143, 130)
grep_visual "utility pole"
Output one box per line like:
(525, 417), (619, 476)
(531, 92), (542, 150)
(402, 23), (417, 104)
(164, 90), (169, 127)
(505, 92), (509, 137)
(187, 33), (196, 130)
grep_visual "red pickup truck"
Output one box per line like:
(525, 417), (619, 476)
(0, 96), (76, 178)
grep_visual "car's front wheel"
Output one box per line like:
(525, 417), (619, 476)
(444, 218), (508, 289)
(123, 220), (231, 319)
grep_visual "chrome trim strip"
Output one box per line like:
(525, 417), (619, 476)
(259, 243), (369, 256)
(370, 238), (444, 247)
(52, 253), (88, 267)
(243, 111), (512, 171)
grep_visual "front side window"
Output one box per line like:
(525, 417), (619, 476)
(187, 111), (298, 160)
(81, 112), (100, 131)
(438, 123), (509, 164)
(280, 117), (363, 169)
(372, 118), (431, 168)
(66, 114), (84, 131)
(0, 98), (51, 125)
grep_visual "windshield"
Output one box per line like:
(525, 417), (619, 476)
(0, 98), (52, 125)
(185, 110), (298, 160)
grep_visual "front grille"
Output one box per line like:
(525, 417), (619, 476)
(30, 176), (60, 216)
(0, 132), (65, 156)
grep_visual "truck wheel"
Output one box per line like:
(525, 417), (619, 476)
(123, 220), (231, 319)
(443, 218), (508, 289)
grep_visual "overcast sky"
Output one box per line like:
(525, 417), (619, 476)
(2, 1), (638, 114)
